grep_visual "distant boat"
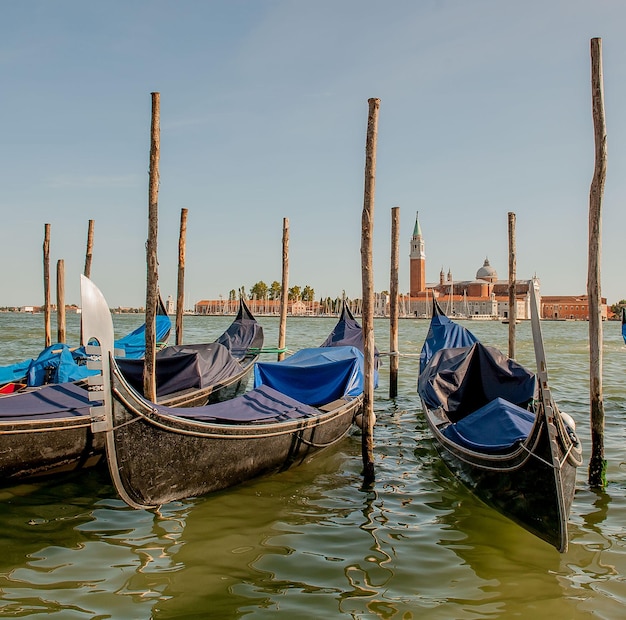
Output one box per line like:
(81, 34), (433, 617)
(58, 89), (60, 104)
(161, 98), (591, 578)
(417, 283), (582, 552)
(466, 314), (498, 321)
(622, 308), (626, 344)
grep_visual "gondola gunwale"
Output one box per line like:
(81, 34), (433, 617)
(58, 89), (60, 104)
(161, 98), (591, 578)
(421, 400), (547, 472)
(108, 351), (362, 440)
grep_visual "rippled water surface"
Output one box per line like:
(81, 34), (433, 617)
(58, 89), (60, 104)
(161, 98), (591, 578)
(0, 312), (625, 619)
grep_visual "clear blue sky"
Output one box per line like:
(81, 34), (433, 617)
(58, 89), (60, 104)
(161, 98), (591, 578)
(1, 1), (625, 308)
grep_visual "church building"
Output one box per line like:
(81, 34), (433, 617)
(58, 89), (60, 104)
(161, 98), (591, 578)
(408, 212), (536, 320)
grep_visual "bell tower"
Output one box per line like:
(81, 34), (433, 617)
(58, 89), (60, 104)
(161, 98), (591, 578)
(410, 212), (426, 296)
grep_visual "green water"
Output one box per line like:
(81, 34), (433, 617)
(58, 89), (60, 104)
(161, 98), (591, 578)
(0, 312), (624, 619)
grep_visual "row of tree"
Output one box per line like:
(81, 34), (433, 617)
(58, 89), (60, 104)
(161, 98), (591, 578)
(228, 282), (316, 302)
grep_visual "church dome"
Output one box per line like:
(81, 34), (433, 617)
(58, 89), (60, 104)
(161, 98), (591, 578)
(476, 258), (497, 282)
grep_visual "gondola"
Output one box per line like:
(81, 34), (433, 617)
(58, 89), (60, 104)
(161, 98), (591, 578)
(621, 307), (626, 344)
(417, 281), (582, 552)
(80, 275), (369, 509)
(0, 293), (263, 484)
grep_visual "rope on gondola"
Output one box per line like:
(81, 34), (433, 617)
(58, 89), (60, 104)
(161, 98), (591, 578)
(296, 428), (351, 448)
(248, 347), (292, 355)
(0, 420), (93, 434)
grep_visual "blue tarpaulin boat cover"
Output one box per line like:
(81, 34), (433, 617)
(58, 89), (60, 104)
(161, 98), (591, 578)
(253, 345), (364, 406)
(320, 304), (379, 387)
(0, 359), (31, 385)
(441, 397), (535, 452)
(26, 344), (97, 386)
(112, 314), (172, 359)
(0, 311), (172, 387)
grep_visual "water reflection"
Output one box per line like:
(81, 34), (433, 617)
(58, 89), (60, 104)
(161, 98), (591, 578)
(153, 441), (362, 618)
(0, 318), (625, 617)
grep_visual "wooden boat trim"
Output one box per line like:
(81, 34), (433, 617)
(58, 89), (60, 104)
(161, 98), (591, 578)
(109, 359), (361, 440)
(423, 402), (545, 471)
(0, 418), (93, 434)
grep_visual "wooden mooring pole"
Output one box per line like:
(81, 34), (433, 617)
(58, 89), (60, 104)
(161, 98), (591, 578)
(507, 212), (517, 359)
(80, 219), (95, 345)
(278, 217), (289, 361)
(43, 223), (51, 348)
(176, 208), (188, 345)
(588, 37), (607, 488)
(361, 97), (380, 485)
(389, 206), (400, 398)
(84, 219), (95, 278)
(56, 259), (66, 343)
(143, 91), (160, 402)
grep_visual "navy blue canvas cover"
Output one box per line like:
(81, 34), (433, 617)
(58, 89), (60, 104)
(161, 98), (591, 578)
(117, 342), (243, 397)
(0, 382), (92, 421)
(215, 299), (264, 358)
(419, 300), (478, 374)
(441, 397), (535, 452)
(418, 342), (536, 421)
(320, 304), (379, 387)
(253, 345), (364, 406)
(167, 384), (318, 424)
(320, 305), (368, 350)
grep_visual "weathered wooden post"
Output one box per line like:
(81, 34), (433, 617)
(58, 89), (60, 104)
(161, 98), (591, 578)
(80, 219), (95, 345)
(389, 206), (400, 398)
(508, 212), (516, 359)
(588, 37), (607, 488)
(56, 259), (66, 343)
(143, 92), (160, 402)
(361, 97), (380, 485)
(43, 223), (51, 347)
(176, 208), (188, 345)
(84, 219), (95, 278)
(278, 217), (289, 361)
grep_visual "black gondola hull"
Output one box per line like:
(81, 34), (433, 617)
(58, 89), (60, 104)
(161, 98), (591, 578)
(423, 403), (579, 551)
(108, 365), (362, 507)
(0, 301), (262, 485)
